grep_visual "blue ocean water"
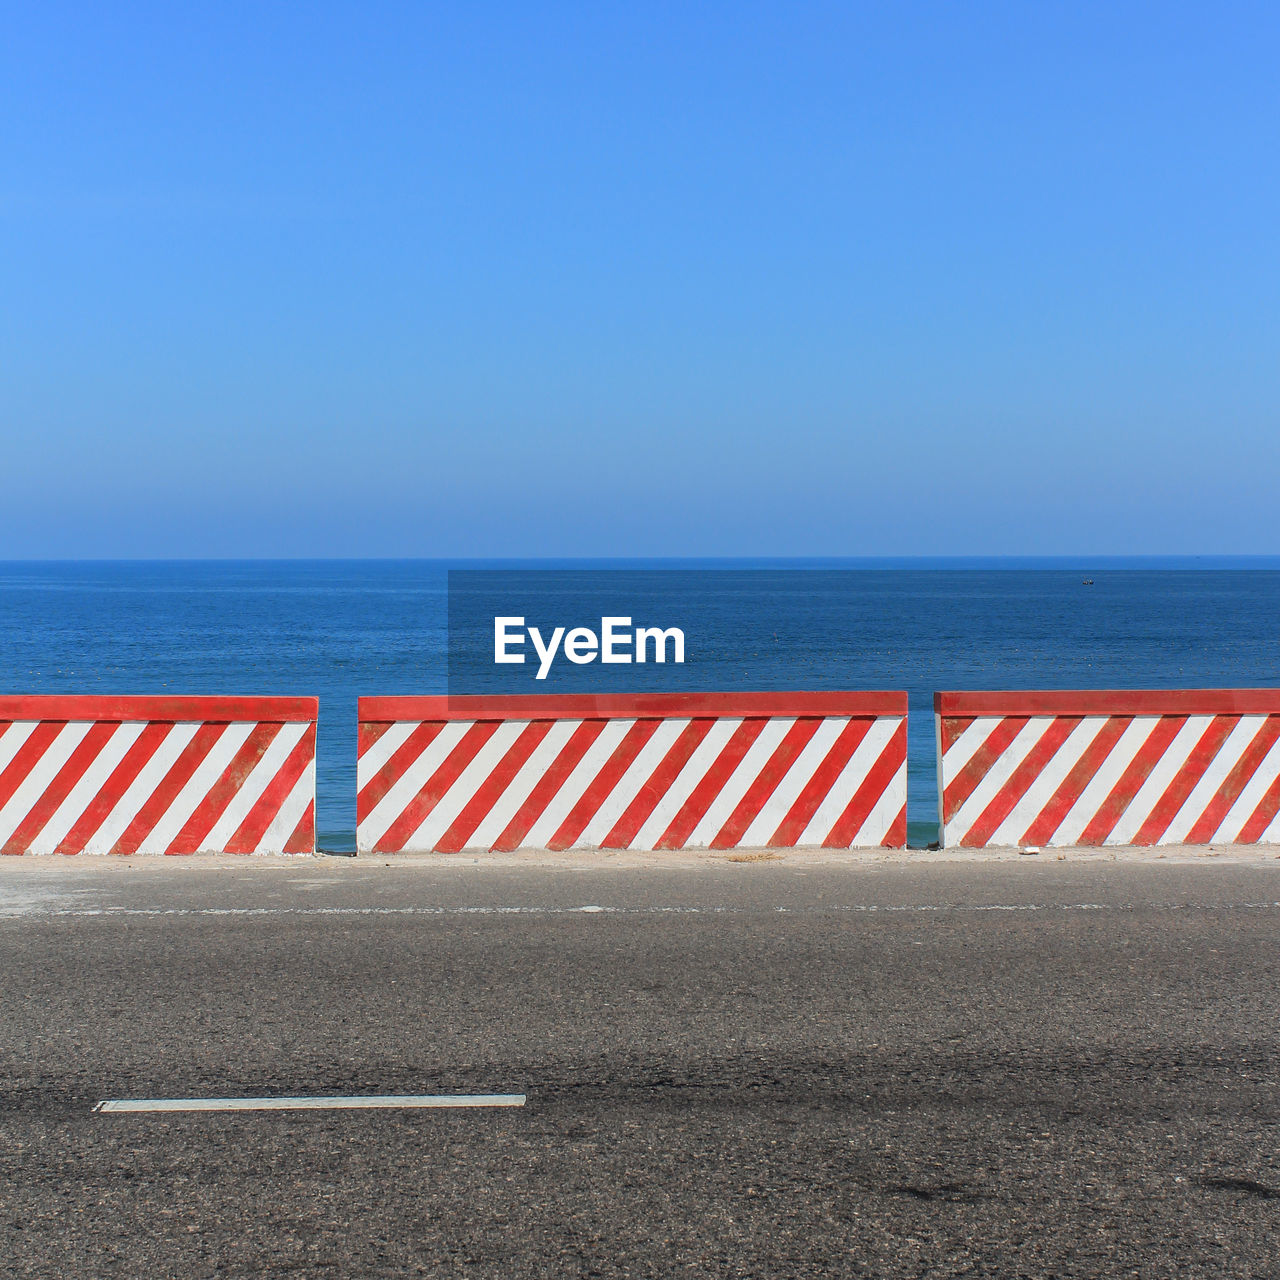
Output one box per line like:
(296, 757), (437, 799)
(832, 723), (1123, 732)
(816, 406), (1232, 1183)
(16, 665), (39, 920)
(2, 559), (1278, 850)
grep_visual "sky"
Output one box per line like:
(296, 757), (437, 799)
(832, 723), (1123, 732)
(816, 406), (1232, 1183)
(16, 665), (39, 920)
(1, 2), (1277, 558)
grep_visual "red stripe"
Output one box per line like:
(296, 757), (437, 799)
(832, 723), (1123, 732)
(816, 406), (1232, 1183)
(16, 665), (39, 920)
(881, 804), (907, 849)
(602, 719), (716, 849)
(0, 722), (62, 815)
(226, 725), (316, 853)
(492, 720), (606, 852)
(1238, 769), (1280, 843)
(824, 719), (906, 847)
(710, 718), (822, 849)
(941, 718), (1026, 822)
(768, 718), (872, 847)
(167, 723), (283, 855)
(284, 801), (315, 854)
(357, 722), (444, 825)
(959, 717), (1081, 848)
(546, 720), (661, 851)
(358, 720), (391, 757)
(2, 722), (117, 855)
(1077, 717), (1186, 845)
(940, 715), (974, 753)
(372, 722), (498, 853)
(435, 721), (553, 853)
(1132, 716), (1238, 846)
(112, 723), (228, 855)
(1185, 717), (1280, 844)
(57, 723), (173, 854)
(1020, 717), (1131, 847)
(655, 718), (768, 850)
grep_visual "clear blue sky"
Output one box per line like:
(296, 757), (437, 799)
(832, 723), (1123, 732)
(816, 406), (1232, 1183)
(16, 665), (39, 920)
(2, 2), (1277, 558)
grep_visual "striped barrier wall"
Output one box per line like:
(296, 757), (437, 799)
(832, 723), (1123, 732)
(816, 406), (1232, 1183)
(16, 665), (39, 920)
(0, 696), (317, 855)
(936, 690), (1280, 848)
(357, 692), (908, 853)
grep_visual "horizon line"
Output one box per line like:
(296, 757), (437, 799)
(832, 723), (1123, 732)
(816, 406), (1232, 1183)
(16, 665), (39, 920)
(4, 554), (1280, 568)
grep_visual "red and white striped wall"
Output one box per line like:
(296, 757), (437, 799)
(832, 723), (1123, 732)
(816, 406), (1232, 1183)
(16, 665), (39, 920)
(936, 690), (1280, 848)
(357, 692), (907, 853)
(0, 696), (317, 855)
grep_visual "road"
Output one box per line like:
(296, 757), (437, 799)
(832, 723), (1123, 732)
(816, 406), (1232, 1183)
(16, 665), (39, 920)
(2, 850), (1278, 1278)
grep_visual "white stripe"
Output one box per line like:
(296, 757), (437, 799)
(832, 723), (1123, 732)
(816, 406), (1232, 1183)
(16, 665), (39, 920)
(800, 716), (899, 846)
(133, 724), (253, 854)
(406, 721), (531, 851)
(95, 1093), (525, 1113)
(1050, 716), (1160, 847)
(944, 717), (1052, 847)
(1106, 715), (1214, 845)
(940, 717), (1003, 788)
(202, 721), (310, 851)
(1213, 726), (1280, 844)
(687, 718), (794, 847)
(83, 723), (200, 854)
(521, 719), (635, 849)
(631, 718), (743, 850)
(851, 761), (907, 847)
(25, 722), (147, 855)
(253, 760), (315, 853)
(466, 720), (582, 850)
(0, 721), (38, 777)
(988, 716), (1108, 847)
(1160, 716), (1267, 845)
(357, 721), (471, 850)
(0, 721), (94, 847)
(576, 719), (690, 848)
(357, 721), (419, 790)
(741, 717), (849, 847)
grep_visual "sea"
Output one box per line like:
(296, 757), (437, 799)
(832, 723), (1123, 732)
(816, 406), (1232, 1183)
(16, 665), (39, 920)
(3, 558), (1278, 850)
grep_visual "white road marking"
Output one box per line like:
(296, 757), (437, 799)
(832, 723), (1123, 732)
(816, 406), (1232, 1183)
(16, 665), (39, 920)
(95, 1093), (525, 1113)
(9, 901), (1277, 920)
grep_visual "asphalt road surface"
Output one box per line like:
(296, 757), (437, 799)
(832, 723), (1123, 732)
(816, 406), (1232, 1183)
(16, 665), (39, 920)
(2, 851), (1279, 1278)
